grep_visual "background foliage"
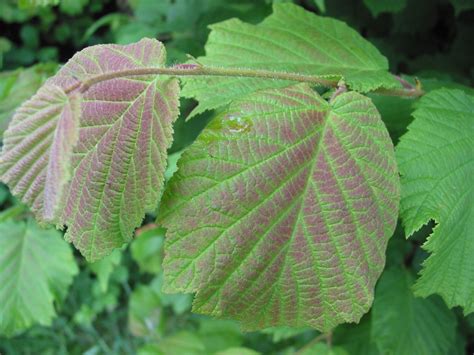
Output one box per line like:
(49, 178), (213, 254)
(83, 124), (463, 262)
(0, 0), (473, 354)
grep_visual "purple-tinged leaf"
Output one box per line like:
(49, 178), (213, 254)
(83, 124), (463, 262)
(158, 84), (399, 331)
(0, 84), (80, 222)
(1, 38), (180, 261)
(53, 39), (179, 261)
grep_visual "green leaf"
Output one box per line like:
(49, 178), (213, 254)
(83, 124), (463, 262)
(313, 0), (326, 13)
(138, 331), (206, 355)
(299, 342), (348, 355)
(450, 0), (474, 15)
(159, 84), (400, 331)
(128, 283), (164, 338)
(368, 94), (414, 143)
(149, 274), (192, 315)
(363, 0), (407, 17)
(88, 249), (122, 292)
(131, 225), (165, 274)
(59, 0), (89, 16)
(332, 314), (379, 355)
(371, 268), (457, 354)
(0, 219), (78, 336)
(215, 348), (260, 355)
(197, 319), (243, 353)
(261, 326), (314, 342)
(182, 3), (399, 118)
(396, 89), (474, 313)
(17, 0), (59, 8)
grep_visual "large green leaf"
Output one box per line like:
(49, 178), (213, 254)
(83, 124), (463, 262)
(396, 88), (474, 312)
(182, 3), (399, 118)
(0, 219), (78, 336)
(159, 84), (399, 330)
(371, 268), (457, 354)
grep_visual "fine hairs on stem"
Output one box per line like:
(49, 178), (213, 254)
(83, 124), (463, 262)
(64, 65), (425, 98)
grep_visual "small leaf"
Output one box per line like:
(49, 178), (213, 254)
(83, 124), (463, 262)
(131, 225), (165, 274)
(396, 88), (474, 313)
(159, 84), (400, 331)
(0, 219), (78, 336)
(88, 249), (122, 292)
(371, 268), (457, 354)
(182, 3), (399, 118)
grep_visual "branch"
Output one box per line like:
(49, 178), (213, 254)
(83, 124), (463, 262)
(64, 65), (424, 98)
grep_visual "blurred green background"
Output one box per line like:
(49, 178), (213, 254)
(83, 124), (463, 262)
(0, 0), (473, 354)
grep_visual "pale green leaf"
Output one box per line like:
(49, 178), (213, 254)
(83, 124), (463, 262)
(371, 268), (457, 354)
(18, 0), (59, 8)
(138, 331), (206, 355)
(88, 249), (122, 292)
(396, 88), (474, 313)
(131, 225), (164, 274)
(0, 219), (78, 336)
(197, 319), (243, 353)
(182, 3), (399, 118)
(299, 342), (348, 355)
(215, 348), (260, 355)
(128, 283), (164, 337)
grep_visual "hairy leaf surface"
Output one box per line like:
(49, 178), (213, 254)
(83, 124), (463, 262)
(372, 268), (457, 354)
(159, 84), (400, 330)
(0, 219), (78, 336)
(55, 38), (179, 261)
(396, 88), (474, 313)
(0, 38), (180, 261)
(182, 3), (399, 118)
(0, 84), (80, 222)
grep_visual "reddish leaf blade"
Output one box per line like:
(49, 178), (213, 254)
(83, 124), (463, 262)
(159, 84), (399, 331)
(0, 84), (80, 222)
(52, 39), (179, 261)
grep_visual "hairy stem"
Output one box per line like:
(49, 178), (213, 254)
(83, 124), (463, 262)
(64, 65), (424, 98)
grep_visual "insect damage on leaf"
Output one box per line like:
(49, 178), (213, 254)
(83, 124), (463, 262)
(158, 83), (400, 331)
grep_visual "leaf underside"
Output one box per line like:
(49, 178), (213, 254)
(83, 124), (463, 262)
(182, 3), (399, 118)
(158, 84), (400, 331)
(0, 84), (80, 222)
(396, 88), (474, 313)
(0, 38), (180, 261)
(0, 219), (78, 336)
